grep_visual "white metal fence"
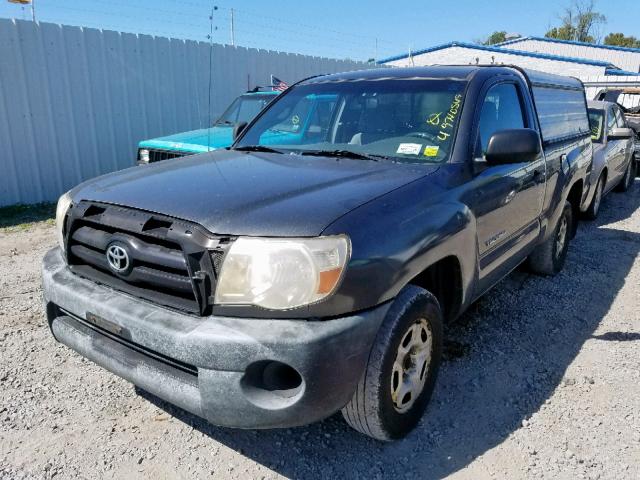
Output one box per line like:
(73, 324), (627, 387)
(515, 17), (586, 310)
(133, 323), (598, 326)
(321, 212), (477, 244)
(0, 18), (372, 206)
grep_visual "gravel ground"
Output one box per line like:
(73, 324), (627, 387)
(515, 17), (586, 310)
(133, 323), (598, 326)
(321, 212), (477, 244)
(1, 181), (639, 480)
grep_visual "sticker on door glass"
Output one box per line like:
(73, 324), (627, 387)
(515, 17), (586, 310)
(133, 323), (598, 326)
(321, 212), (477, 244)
(423, 145), (439, 157)
(396, 143), (422, 155)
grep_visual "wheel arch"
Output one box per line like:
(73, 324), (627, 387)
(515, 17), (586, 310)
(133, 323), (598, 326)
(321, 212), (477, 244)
(409, 255), (464, 323)
(566, 179), (583, 237)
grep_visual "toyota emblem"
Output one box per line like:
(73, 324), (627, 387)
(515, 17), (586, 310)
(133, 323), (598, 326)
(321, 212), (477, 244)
(106, 243), (130, 273)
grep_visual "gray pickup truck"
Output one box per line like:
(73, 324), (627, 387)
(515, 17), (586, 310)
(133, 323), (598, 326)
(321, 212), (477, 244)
(43, 66), (593, 441)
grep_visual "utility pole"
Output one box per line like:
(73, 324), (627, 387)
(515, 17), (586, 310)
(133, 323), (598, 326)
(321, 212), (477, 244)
(207, 5), (218, 150)
(230, 8), (235, 46)
(374, 37), (378, 64)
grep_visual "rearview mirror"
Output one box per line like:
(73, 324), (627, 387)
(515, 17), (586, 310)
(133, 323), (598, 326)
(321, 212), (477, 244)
(608, 127), (633, 140)
(233, 121), (248, 141)
(485, 129), (541, 165)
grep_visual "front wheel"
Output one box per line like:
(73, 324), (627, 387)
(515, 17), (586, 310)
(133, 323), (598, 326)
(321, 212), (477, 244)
(583, 174), (604, 220)
(528, 200), (573, 276)
(341, 285), (443, 441)
(615, 159), (634, 192)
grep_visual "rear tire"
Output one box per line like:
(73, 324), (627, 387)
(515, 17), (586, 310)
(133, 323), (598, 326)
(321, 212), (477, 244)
(341, 285), (443, 441)
(583, 174), (604, 220)
(528, 200), (572, 276)
(615, 160), (634, 192)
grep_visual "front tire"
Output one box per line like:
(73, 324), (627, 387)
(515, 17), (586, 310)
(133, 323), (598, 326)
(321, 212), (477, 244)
(528, 200), (573, 276)
(341, 285), (443, 441)
(583, 174), (604, 220)
(615, 159), (634, 192)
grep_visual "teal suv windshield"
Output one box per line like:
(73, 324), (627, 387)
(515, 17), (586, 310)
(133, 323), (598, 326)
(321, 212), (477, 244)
(236, 79), (467, 163)
(216, 94), (275, 126)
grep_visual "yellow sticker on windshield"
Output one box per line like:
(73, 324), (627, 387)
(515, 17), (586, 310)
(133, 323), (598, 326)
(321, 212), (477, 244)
(424, 145), (439, 157)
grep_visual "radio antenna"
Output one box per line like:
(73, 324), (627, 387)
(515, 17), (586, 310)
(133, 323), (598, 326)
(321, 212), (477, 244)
(207, 6), (218, 152)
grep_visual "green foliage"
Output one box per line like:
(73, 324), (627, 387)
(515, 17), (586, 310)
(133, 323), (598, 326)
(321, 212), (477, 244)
(604, 32), (640, 48)
(483, 31), (508, 45)
(545, 26), (580, 41)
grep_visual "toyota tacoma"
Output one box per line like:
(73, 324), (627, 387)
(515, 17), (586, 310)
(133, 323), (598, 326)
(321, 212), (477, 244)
(43, 66), (593, 441)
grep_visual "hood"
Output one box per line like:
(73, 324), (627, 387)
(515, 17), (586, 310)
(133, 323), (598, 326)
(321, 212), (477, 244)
(138, 126), (234, 153)
(71, 150), (437, 236)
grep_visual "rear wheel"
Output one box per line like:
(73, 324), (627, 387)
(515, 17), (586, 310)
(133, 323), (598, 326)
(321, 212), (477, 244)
(583, 174), (604, 220)
(341, 285), (443, 441)
(528, 200), (572, 276)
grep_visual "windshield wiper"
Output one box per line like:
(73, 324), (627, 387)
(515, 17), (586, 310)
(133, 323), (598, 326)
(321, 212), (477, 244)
(299, 149), (385, 161)
(233, 145), (284, 154)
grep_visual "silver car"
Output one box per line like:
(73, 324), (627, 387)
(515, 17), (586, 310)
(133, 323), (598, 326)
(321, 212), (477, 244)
(584, 100), (636, 219)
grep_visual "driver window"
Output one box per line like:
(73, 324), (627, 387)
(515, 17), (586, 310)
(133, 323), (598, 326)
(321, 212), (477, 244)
(477, 83), (525, 155)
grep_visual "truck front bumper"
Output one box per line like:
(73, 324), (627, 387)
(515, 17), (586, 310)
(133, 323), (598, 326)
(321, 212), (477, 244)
(42, 248), (389, 429)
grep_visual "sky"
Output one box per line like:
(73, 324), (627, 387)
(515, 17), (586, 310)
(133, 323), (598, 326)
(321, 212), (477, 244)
(1, 0), (639, 61)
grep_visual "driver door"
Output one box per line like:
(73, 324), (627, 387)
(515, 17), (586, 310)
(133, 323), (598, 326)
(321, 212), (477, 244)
(469, 81), (546, 284)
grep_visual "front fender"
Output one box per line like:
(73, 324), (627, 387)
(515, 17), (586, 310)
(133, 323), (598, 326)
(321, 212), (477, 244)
(323, 178), (477, 315)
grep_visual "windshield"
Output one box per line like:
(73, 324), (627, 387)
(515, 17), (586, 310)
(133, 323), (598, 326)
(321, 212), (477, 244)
(588, 108), (604, 143)
(215, 95), (274, 126)
(236, 79), (467, 164)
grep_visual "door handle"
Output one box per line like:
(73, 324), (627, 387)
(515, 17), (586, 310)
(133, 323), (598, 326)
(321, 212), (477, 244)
(504, 190), (517, 205)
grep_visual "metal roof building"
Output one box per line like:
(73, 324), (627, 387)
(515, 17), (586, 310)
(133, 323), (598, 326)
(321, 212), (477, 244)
(496, 37), (640, 74)
(379, 41), (630, 79)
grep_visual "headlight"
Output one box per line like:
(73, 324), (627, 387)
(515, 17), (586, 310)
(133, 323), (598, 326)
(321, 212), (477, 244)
(214, 235), (350, 310)
(55, 191), (72, 252)
(138, 148), (150, 164)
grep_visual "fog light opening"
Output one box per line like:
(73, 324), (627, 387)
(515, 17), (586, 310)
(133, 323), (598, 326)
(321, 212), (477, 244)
(241, 360), (304, 409)
(262, 361), (302, 393)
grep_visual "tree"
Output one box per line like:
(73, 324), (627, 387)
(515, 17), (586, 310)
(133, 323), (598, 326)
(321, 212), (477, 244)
(604, 33), (640, 49)
(483, 31), (507, 45)
(544, 0), (606, 43)
(477, 31), (521, 46)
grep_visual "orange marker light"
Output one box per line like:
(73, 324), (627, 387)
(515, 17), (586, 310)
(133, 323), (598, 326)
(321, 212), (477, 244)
(318, 268), (342, 294)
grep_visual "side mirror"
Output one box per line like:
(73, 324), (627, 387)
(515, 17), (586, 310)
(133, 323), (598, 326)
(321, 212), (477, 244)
(485, 129), (541, 165)
(233, 121), (248, 141)
(608, 127), (633, 140)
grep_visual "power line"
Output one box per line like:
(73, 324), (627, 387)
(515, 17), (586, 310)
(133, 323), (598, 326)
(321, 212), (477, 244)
(20, 0), (406, 60)
(162, 0), (403, 51)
